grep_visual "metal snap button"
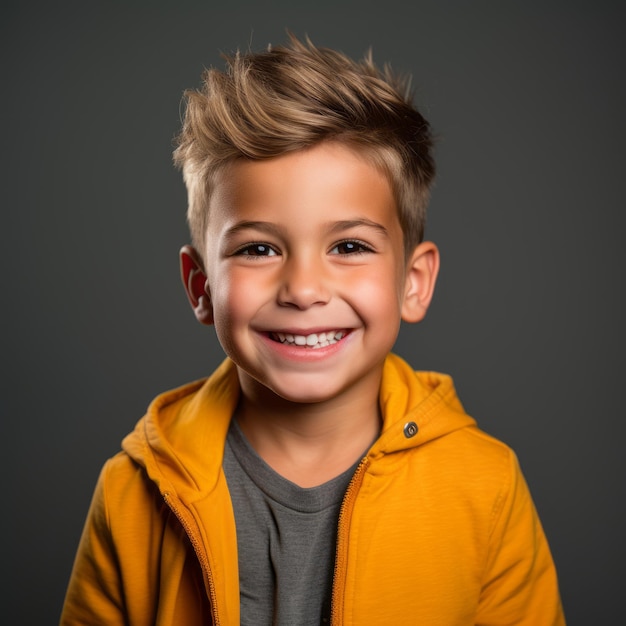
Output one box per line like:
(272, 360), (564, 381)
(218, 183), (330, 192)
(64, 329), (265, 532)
(403, 421), (418, 438)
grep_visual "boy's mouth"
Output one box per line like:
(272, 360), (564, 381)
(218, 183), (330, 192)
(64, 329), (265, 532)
(269, 330), (347, 349)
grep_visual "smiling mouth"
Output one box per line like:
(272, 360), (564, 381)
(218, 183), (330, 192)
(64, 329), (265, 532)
(269, 330), (347, 349)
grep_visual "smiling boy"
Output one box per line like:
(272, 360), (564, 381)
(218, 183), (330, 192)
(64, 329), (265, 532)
(61, 35), (565, 625)
(181, 141), (437, 489)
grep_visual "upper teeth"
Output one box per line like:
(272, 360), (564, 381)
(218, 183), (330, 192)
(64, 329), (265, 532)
(274, 331), (346, 349)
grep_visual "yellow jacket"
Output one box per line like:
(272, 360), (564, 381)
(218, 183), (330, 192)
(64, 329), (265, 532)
(61, 354), (565, 625)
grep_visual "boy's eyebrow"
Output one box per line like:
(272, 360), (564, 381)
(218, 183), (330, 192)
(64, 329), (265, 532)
(223, 221), (283, 239)
(327, 219), (390, 237)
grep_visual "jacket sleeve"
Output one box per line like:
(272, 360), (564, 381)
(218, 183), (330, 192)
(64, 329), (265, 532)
(60, 462), (126, 626)
(476, 451), (566, 625)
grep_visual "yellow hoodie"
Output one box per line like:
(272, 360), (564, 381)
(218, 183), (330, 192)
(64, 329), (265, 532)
(61, 354), (565, 625)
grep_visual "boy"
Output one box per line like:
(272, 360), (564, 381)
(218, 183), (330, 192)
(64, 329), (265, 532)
(61, 34), (565, 625)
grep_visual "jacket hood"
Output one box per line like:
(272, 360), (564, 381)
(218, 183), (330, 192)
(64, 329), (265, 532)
(374, 353), (476, 458)
(122, 354), (476, 501)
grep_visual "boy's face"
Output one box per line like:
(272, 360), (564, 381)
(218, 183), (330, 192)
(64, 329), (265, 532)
(184, 141), (437, 407)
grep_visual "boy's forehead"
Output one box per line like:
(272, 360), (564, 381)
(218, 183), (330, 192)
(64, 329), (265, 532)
(210, 143), (396, 211)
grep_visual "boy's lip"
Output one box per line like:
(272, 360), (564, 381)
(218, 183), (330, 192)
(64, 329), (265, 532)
(264, 327), (349, 336)
(256, 327), (353, 358)
(258, 327), (352, 349)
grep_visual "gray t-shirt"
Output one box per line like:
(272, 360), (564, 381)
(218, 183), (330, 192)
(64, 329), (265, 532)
(223, 419), (359, 626)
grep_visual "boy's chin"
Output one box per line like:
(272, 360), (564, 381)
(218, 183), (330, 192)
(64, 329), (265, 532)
(237, 367), (351, 406)
(258, 380), (339, 406)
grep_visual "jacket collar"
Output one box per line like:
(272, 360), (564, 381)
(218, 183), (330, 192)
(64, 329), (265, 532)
(123, 354), (475, 499)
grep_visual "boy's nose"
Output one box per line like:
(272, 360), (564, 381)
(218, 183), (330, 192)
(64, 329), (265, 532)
(277, 257), (330, 309)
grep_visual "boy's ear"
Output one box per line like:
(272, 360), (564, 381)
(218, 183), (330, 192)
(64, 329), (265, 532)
(401, 241), (440, 323)
(180, 245), (214, 326)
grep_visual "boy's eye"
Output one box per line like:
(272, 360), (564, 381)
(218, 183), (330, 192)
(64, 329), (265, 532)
(329, 240), (372, 255)
(236, 243), (278, 257)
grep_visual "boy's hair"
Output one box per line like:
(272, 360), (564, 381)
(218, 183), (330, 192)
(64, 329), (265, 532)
(173, 33), (435, 257)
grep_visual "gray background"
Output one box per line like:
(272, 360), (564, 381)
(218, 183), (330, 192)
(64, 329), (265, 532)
(2, 1), (624, 623)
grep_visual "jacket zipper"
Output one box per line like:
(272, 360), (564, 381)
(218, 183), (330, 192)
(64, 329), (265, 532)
(163, 491), (221, 626)
(330, 456), (369, 625)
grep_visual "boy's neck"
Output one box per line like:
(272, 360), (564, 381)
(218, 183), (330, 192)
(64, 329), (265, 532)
(233, 376), (382, 488)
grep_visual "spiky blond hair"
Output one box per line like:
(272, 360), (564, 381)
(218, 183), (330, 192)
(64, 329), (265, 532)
(173, 33), (435, 257)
